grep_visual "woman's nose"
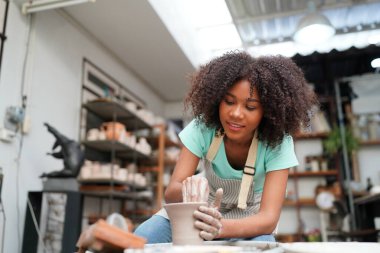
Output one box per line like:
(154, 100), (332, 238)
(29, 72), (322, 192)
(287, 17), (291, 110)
(230, 105), (243, 118)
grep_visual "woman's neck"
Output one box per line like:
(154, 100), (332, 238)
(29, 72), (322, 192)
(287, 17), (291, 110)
(224, 135), (253, 148)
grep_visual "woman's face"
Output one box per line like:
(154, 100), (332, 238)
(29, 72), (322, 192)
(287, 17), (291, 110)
(219, 79), (263, 144)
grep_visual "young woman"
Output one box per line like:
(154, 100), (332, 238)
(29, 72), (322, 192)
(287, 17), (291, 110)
(134, 51), (318, 243)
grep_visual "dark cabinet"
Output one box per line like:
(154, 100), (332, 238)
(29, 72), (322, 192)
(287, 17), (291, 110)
(22, 191), (83, 253)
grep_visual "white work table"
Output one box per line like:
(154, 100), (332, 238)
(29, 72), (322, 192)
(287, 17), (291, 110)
(122, 241), (380, 253)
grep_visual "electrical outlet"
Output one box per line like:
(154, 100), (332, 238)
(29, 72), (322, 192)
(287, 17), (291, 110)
(0, 127), (16, 142)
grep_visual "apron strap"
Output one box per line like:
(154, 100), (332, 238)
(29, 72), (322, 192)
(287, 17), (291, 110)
(238, 130), (258, 209)
(206, 130), (224, 161)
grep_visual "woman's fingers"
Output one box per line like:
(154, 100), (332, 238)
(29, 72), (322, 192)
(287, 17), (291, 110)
(194, 220), (220, 233)
(213, 188), (223, 208)
(182, 176), (210, 202)
(194, 220), (220, 240)
(194, 208), (222, 228)
(199, 177), (209, 202)
(185, 177), (192, 202)
(198, 206), (222, 220)
(194, 208), (222, 241)
(182, 181), (187, 202)
(199, 230), (215, 241)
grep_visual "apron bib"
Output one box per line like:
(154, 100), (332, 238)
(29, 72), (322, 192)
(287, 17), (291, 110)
(204, 130), (262, 219)
(156, 130), (262, 220)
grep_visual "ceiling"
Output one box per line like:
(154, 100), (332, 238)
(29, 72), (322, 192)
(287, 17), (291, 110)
(20, 0), (380, 103)
(227, 0), (380, 48)
(63, 0), (195, 103)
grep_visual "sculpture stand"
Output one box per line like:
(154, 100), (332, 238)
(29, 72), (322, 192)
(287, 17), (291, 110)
(42, 177), (79, 191)
(164, 202), (207, 245)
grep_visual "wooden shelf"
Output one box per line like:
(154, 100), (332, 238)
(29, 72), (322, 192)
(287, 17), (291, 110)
(294, 132), (329, 139)
(295, 132), (330, 139)
(289, 170), (338, 177)
(82, 140), (151, 160)
(83, 100), (152, 130)
(146, 135), (181, 149)
(284, 198), (316, 207)
(140, 157), (177, 166)
(139, 166), (160, 173)
(360, 140), (380, 146)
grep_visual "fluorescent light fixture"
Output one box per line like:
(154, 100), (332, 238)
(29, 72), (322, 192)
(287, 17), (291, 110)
(371, 58), (380, 68)
(22, 0), (95, 15)
(293, 12), (335, 44)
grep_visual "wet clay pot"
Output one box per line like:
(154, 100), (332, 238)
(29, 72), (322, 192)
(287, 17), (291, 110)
(164, 202), (207, 245)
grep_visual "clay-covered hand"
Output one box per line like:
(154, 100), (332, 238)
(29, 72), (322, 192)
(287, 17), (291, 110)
(182, 175), (209, 202)
(193, 188), (223, 240)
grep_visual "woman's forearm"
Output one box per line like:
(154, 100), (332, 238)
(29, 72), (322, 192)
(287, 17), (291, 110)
(164, 181), (183, 203)
(218, 212), (278, 238)
(164, 147), (200, 203)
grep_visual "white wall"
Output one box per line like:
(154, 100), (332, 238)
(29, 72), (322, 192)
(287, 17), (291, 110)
(0, 2), (164, 252)
(164, 101), (184, 120)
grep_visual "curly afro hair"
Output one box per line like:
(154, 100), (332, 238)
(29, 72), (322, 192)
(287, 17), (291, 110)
(185, 51), (319, 148)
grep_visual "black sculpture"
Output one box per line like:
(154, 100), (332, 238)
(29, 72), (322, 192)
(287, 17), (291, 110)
(40, 123), (85, 178)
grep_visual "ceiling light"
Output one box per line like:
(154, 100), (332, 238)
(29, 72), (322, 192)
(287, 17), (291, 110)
(293, 1), (335, 45)
(22, 0), (95, 15)
(371, 58), (380, 68)
(293, 12), (335, 44)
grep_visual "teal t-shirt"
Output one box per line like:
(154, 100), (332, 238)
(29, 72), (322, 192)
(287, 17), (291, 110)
(179, 119), (299, 193)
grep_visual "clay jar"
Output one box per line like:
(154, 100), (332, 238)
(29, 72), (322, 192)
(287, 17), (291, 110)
(100, 122), (126, 141)
(164, 202), (207, 245)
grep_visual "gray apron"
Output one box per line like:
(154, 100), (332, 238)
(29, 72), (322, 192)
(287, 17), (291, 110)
(204, 130), (262, 219)
(157, 130), (262, 220)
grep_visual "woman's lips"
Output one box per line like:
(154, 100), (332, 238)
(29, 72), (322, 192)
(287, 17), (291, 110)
(227, 122), (244, 131)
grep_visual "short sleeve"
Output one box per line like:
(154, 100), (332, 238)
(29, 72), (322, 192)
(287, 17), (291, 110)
(265, 135), (299, 172)
(178, 119), (214, 158)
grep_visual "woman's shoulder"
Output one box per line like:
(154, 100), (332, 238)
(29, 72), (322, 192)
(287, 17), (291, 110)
(182, 119), (215, 135)
(260, 134), (294, 155)
(261, 134), (298, 169)
(179, 119), (216, 157)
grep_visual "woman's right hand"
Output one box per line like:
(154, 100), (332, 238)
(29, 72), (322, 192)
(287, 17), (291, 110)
(193, 188), (223, 240)
(182, 175), (209, 203)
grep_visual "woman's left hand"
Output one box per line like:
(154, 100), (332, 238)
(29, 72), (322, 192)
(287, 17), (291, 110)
(193, 188), (223, 240)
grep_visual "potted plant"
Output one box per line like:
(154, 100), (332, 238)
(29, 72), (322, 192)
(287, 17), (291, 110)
(323, 125), (359, 156)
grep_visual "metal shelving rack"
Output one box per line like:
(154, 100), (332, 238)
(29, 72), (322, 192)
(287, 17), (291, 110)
(81, 99), (154, 221)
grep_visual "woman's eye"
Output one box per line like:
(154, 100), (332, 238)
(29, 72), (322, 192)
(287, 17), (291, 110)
(224, 99), (234, 105)
(246, 106), (257, 111)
